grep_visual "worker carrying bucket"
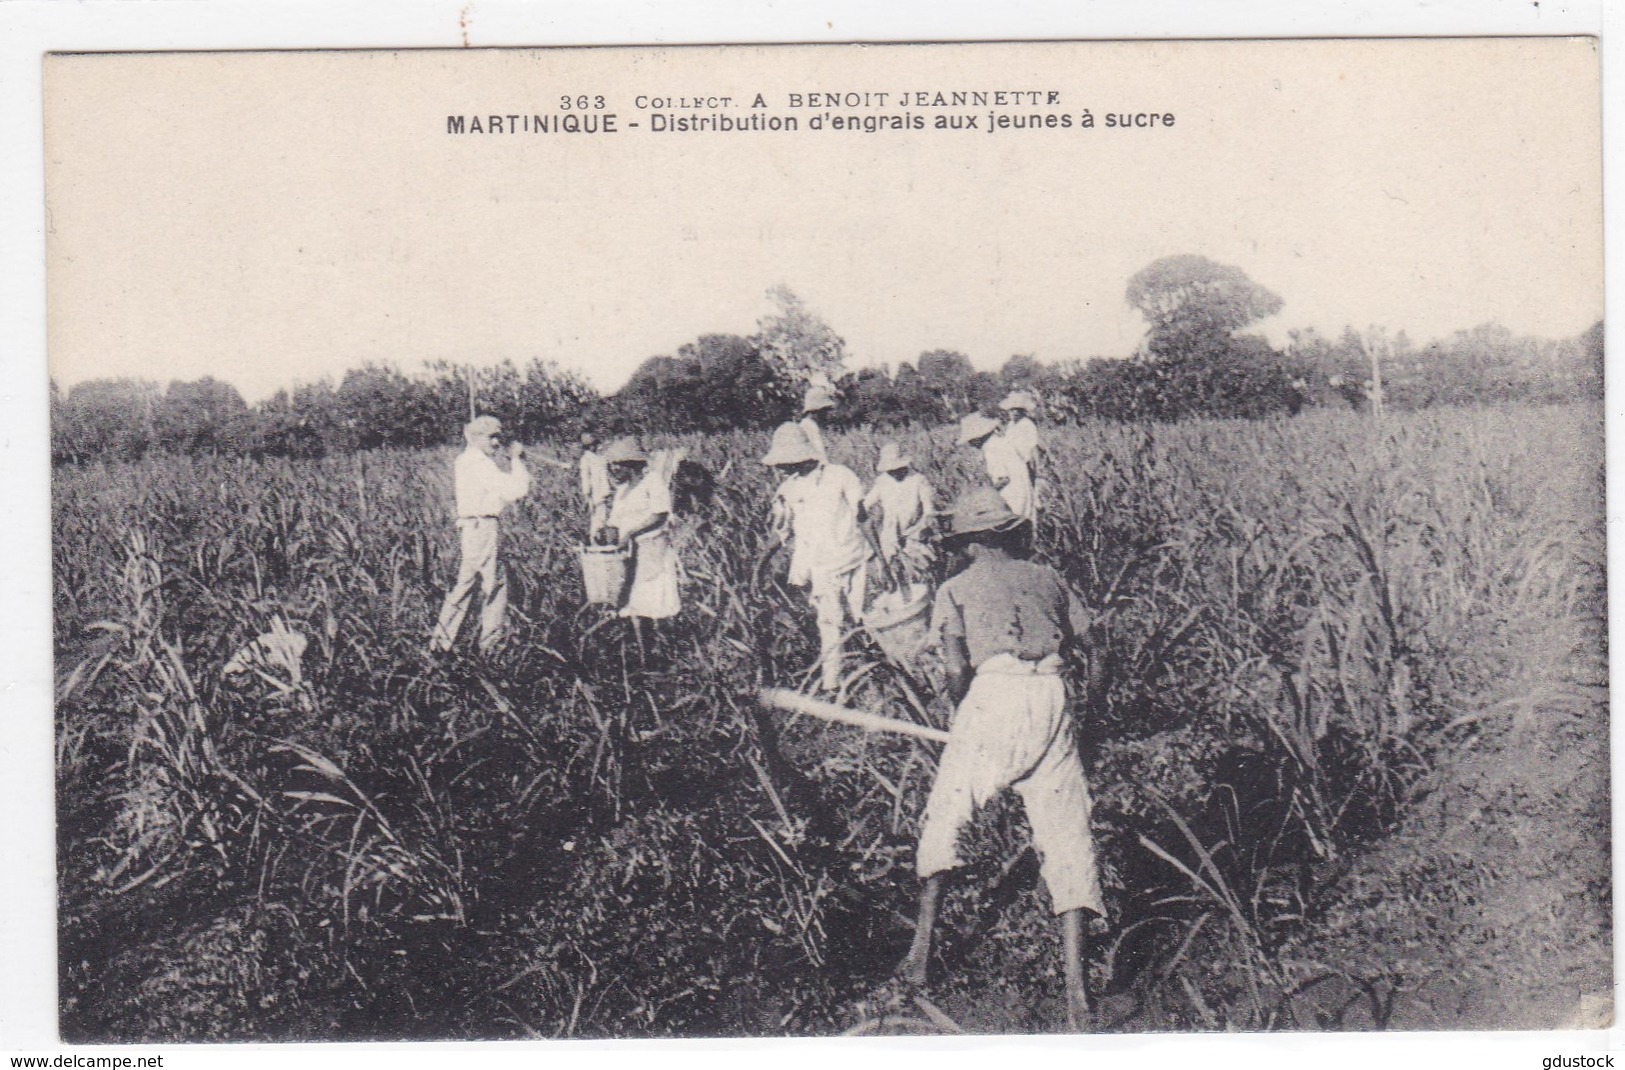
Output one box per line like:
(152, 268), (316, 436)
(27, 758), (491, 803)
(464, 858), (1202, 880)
(862, 441), (935, 585)
(586, 435), (680, 620)
(859, 441), (936, 669)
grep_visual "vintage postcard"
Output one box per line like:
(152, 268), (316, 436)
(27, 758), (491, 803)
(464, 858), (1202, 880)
(39, 38), (1606, 1046)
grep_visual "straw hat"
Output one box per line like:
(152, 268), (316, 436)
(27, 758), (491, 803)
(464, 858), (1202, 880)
(946, 487), (1022, 539)
(600, 435), (648, 465)
(802, 385), (836, 413)
(957, 412), (1001, 445)
(464, 415), (502, 442)
(876, 442), (911, 472)
(761, 422), (820, 467)
(1000, 389), (1039, 412)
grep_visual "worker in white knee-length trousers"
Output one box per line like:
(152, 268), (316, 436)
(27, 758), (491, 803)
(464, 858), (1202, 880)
(799, 384), (835, 464)
(863, 441), (936, 586)
(430, 415), (532, 654)
(900, 486), (1103, 1031)
(595, 435), (681, 620)
(763, 421), (869, 693)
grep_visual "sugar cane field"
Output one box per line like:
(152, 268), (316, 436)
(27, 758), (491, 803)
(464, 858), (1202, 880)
(52, 402), (1610, 1039)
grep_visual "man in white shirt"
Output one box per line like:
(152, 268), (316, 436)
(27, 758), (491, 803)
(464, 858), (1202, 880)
(862, 441), (935, 585)
(999, 389), (1042, 476)
(959, 412), (1034, 536)
(764, 421), (869, 692)
(429, 415), (532, 654)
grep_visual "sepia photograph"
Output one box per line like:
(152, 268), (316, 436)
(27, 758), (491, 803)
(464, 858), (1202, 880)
(31, 33), (1609, 1048)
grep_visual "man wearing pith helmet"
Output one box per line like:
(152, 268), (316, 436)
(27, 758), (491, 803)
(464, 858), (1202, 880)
(958, 411), (1035, 547)
(595, 435), (680, 621)
(763, 421), (869, 693)
(999, 388), (1042, 477)
(799, 384), (836, 464)
(901, 486), (1103, 1030)
(429, 415), (532, 654)
(862, 441), (935, 585)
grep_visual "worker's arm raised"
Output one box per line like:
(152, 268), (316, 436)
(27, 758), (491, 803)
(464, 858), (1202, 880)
(502, 443), (533, 501)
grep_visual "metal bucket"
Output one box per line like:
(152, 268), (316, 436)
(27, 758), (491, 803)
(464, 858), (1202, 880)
(579, 544), (630, 605)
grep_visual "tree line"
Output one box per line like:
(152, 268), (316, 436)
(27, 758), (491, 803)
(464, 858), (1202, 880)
(51, 259), (1604, 465)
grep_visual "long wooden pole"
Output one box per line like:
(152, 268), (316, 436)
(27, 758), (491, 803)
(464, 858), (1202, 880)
(758, 688), (951, 744)
(1362, 327), (1386, 428)
(1369, 330), (1384, 426)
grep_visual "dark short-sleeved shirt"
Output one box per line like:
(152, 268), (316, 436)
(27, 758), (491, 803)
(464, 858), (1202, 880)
(931, 555), (1088, 669)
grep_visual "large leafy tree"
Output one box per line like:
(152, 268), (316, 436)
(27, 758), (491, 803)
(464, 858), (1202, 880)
(1123, 255), (1294, 419)
(754, 285), (846, 392)
(1126, 255), (1284, 356)
(999, 353), (1045, 388)
(153, 377), (251, 455)
(422, 359), (600, 444)
(253, 384), (336, 458)
(335, 364), (446, 450)
(617, 354), (705, 434)
(614, 334), (785, 434)
(52, 378), (160, 463)
(679, 334), (786, 430)
(915, 349), (1001, 417)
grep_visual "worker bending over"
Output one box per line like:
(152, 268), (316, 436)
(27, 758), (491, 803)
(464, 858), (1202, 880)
(902, 486), (1103, 1030)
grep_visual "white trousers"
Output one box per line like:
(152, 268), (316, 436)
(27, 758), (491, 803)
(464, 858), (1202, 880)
(430, 517), (509, 653)
(809, 564), (867, 691)
(619, 529), (681, 620)
(917, 653), (1104, 916)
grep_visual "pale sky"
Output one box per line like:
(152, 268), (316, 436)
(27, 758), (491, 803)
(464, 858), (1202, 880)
(44, 39), (1602, 401)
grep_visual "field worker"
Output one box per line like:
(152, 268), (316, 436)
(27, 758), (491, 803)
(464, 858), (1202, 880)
(900, 486), (1102, 1030)
(999, 389), (1042, 477)
(862, 441), (936, 585)
(764, 421), (869, 693)
(594, 436), (680, 620)
(958, 412), (1035, 542)
(799, 385), (835, 463)
(429, 415), (532, 655)
(579, 431), (612, 536)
